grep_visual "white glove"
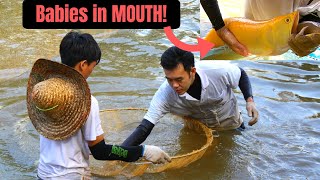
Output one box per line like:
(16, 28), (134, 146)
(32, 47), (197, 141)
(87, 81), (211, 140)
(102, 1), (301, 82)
(246, 101), (259, 126)
(142, 145), (171, 164)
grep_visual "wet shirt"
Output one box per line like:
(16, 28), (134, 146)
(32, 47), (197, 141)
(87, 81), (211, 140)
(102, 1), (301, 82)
(37, 95), (104, 178)
(144, 61), (242, 130)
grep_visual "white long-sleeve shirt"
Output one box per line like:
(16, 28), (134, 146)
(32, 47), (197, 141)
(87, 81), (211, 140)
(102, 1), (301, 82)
(144, 61), (243, 130)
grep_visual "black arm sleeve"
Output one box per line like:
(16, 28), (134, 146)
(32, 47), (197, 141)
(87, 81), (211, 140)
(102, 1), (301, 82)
(89, 139), (143, 162)
(200, 0), (225, 30)
(121, 119), (155, 146)
(238, 67), (253, 101)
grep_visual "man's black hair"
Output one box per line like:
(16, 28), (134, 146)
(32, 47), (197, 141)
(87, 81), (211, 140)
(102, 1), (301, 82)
(160, 46), (194, 72)
(60, 31), (101, 67)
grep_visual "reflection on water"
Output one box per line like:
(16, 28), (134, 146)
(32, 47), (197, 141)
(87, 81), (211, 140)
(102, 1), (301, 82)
(0, 0), (320, 179)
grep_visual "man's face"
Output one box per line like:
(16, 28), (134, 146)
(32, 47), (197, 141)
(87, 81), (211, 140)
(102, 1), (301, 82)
(164, 63), (196, 95)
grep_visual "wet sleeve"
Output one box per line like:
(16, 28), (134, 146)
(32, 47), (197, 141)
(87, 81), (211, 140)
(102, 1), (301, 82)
(121, 119), (155, 146)
(238, 67), (253, 101)
(200, 0), (225, 30)
(90, 139), (143, 162)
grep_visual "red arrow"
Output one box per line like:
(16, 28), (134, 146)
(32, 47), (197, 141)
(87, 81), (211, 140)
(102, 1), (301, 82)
(164, 26), (215, 58)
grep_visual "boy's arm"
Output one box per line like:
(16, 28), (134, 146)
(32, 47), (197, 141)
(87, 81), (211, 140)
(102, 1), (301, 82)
(88, 135), (142, 162)
(88, 135), (171, 163)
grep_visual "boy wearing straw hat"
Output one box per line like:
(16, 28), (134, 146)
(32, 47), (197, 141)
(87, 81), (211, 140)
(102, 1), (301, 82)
(122, 46), (259, 146)
(27, 32), (171, 179)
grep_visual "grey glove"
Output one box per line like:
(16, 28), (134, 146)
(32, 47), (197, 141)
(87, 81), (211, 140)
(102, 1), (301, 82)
(246, 101), (259, 126)
(142, 145), (171, 164)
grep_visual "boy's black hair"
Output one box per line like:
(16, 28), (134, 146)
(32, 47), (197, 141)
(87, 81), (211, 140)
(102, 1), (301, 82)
(60, 31), (101, 67)
(160, 46), (194, 72)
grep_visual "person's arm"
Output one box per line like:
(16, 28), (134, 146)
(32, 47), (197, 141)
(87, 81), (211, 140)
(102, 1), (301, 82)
(88, 136), (143, 162)
(200, 0), (249, 56)
(121, 119), (154, 146)
(200, 0), (225, 30)
(238, 67), (258, 126)
(88, 135), (171, 163)
(122, 83), (171, 146)
(238, 67), (253, 101)
(85, 96), (170, 163)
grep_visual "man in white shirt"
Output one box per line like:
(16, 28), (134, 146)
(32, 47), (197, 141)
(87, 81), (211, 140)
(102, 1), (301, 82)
(122, 46), (259, 147)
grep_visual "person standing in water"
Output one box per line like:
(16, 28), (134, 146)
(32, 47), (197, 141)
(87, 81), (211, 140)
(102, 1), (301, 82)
(122, 46), (259, 147)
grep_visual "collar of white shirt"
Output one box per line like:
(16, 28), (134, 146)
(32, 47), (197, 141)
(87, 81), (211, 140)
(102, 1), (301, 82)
(178, 69), (209, 101)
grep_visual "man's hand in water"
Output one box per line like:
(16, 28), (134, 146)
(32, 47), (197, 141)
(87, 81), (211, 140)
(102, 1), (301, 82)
(246, 97), (259, 126)
(216, 26), (249, 56)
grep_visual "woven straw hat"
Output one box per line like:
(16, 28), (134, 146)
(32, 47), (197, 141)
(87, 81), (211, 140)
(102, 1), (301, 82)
(27, 59), (91, 140)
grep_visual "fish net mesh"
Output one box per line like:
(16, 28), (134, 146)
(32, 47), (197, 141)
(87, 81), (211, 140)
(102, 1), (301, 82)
(90, 108), (213, 177)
